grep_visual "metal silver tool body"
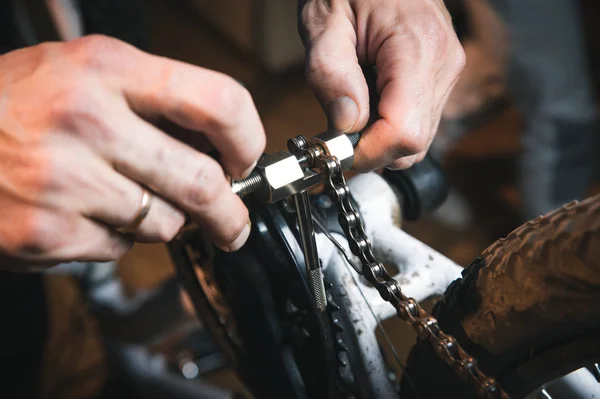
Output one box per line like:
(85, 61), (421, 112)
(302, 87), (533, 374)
(230, 130), (507, 398)
(231, 130), (354, 202)
(230, 130), (354, 313)
(293, 190), (327, 312)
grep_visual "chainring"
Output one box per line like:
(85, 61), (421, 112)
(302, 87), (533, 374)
(170, 196), (356, 398)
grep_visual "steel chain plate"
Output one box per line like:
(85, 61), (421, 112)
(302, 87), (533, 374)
(320, 155), (510, 399)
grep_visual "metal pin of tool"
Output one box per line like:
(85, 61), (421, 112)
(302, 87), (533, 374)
(293, 190), (327, 312)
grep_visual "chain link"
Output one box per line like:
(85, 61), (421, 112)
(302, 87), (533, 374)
(320, 155), (510, 399)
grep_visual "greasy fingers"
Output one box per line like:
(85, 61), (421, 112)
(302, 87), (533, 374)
(0, 35), (264, 270)
(98, 113), (250, 251)
(61, 35), (263, 248)
(299, 0), (465, 171)
(79, 35), (268, 180)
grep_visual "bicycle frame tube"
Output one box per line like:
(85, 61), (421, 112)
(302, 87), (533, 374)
(316, 173), (463, 397)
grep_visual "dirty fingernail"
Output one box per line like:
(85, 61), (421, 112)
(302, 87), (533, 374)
(328, 96), (359, 132)
(224, 221), (251, 252)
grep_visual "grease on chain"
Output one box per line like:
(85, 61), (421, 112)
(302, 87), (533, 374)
(320, 155), (510, 399)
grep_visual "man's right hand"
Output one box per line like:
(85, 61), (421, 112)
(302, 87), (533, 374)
(0, 35), (266, 271)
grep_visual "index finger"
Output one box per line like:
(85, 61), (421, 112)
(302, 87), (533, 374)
(353, 37), (434, 171)
(79, 36), (266, 180)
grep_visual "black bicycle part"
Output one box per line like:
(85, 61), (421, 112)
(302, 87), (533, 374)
(349, 64), (450, 221)
(170, 195), (350, 399)
(382, 155), (449, 221)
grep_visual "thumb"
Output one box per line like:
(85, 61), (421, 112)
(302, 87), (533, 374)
(303, 17), (370, 132)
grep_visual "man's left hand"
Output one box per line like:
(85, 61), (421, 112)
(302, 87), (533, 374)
(299, 0), (465, 171)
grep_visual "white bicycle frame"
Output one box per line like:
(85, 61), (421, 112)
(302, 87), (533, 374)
(316, 172), (599, 398)
(314, 172), (463, 398)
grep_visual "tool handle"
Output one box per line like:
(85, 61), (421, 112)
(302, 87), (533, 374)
(347, 132), (361, 148)
(346, 64), (379, 148)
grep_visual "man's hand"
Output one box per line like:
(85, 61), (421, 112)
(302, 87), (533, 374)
(299, 0), (465, 171)
(0, 35), (265, 271)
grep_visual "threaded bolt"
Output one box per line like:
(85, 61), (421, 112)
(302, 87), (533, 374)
(347, 132), (361, 148)
(231, 171), (264, 197)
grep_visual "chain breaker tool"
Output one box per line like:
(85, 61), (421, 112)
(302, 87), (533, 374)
(231, 130), (509, 399)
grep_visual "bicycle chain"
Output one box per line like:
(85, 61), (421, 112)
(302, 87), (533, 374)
(320, 155), (510, 399)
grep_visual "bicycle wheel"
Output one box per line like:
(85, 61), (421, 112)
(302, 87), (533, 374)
(401, 194), (600, 398)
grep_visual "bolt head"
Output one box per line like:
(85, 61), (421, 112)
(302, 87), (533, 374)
(312, 130), (354, 171)
(257, 151), (305, 202)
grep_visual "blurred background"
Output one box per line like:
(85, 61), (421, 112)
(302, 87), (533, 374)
(8, 0), (600, 397)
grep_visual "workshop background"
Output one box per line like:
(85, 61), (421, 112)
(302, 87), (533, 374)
(11, 0), (600, 397)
